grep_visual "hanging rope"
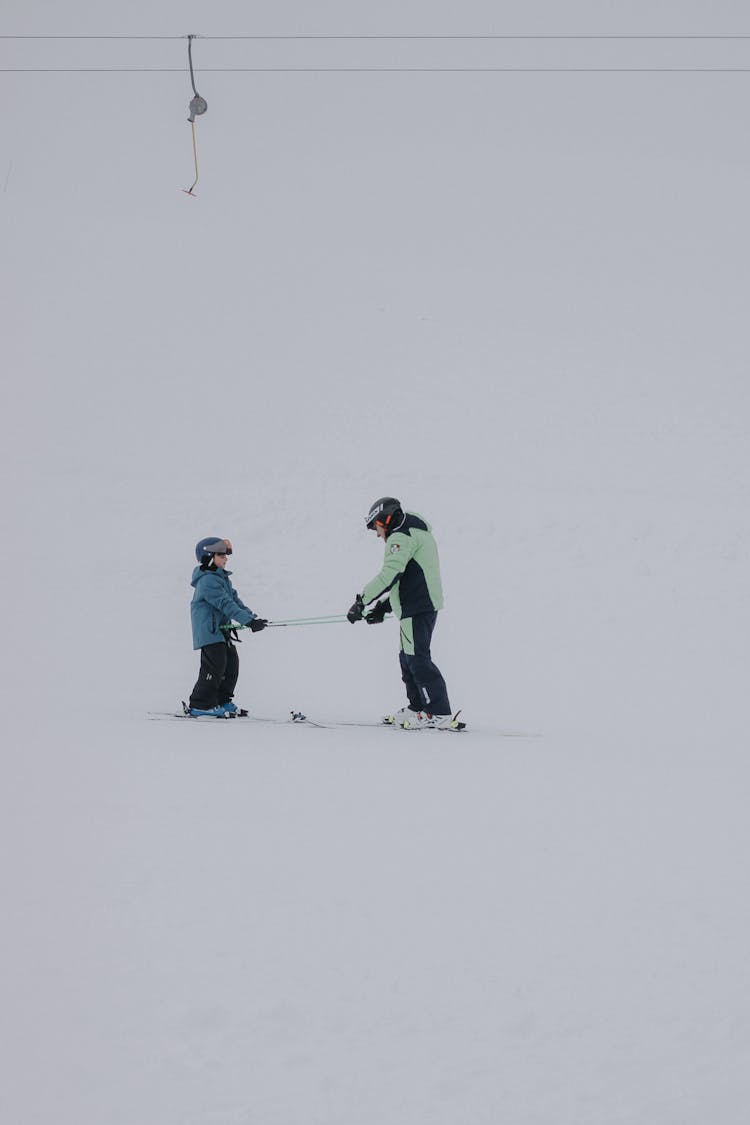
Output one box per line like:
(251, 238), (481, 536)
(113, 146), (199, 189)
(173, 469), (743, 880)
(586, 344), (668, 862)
(183, 34), (207, 196)
(187, 33), (199, 96)
(185, 119), (199, 195)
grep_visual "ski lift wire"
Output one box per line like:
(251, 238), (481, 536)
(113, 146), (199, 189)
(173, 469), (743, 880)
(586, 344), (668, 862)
(3, 65), (750, 73)
(3, 33), (750, 41)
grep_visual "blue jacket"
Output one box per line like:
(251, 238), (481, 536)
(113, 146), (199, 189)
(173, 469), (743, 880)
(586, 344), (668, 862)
(190, 566), (257, 649)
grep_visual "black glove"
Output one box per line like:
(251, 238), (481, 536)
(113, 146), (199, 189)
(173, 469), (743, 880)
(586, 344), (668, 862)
(249, 618), (268, 632)
(365, 599), (391, 624)
(347, 595), (365, 623)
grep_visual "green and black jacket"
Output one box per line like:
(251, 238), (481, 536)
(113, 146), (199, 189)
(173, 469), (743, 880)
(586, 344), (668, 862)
(361, 511), (444, 620)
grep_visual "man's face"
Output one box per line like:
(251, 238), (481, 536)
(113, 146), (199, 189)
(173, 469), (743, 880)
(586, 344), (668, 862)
(374, 522), (387, 540)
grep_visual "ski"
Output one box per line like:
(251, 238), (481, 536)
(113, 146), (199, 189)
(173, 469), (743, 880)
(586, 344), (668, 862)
(149, 715), (256, 722)
(146, 708), (326, 727)
(147, 708), (536, 737)
(147, 707), (469, 731)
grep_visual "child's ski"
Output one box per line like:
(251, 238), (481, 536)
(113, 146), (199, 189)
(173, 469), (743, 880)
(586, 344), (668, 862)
(146, 709), (326, 727)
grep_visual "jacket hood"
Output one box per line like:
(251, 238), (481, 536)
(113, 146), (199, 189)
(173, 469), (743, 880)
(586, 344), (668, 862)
(386, 510), (430, 538)
(191, 564), (233, 588)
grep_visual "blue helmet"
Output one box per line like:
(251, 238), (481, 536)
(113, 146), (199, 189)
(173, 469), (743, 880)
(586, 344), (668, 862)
(195, 537), (233, 563)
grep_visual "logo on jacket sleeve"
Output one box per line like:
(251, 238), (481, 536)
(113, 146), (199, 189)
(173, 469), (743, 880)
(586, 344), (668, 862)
(389, 543), (401, 554)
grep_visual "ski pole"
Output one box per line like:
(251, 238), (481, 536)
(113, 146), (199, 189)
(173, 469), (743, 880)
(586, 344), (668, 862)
(268, 615), (348, 627)
(221, 615), (348, 631)
(267, 614), (392, 627)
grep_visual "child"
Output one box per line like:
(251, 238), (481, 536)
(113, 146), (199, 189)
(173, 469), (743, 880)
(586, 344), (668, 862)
(187, 537), (267, 718)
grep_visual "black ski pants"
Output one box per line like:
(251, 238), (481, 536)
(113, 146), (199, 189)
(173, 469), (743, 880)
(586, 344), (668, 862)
(398, 611), (451, 716)
(189, 641), (239, 710)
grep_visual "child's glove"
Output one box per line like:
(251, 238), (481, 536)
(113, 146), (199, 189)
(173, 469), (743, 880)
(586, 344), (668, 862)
(365, 599), (390, 624)
(249, 618), (268, 632)
(347, 595), (364, 623)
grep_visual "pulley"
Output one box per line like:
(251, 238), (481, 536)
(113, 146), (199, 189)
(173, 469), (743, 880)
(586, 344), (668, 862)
(188, 94), (207, 123)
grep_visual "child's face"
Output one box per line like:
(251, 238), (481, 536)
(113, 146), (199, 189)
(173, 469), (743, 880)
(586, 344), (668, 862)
(213, 552), (229, 569)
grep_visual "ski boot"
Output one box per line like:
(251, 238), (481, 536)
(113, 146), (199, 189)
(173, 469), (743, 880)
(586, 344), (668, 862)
(382, 706), (419, 726)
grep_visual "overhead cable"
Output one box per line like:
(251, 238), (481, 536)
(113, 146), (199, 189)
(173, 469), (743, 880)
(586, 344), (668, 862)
(3, 66), (750, 73)
(3, 33), (750, 41)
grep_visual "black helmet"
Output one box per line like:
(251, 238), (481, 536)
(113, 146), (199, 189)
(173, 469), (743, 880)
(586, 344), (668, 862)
(365, 497), (403, 530)
(194, 537), (233, 564)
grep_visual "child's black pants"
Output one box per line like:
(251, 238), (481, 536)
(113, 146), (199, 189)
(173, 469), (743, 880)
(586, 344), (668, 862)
(189, 641), (239, 710)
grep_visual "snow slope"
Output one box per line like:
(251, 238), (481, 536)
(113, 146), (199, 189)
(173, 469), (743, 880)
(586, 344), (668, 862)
(3, 7), (750, 1122)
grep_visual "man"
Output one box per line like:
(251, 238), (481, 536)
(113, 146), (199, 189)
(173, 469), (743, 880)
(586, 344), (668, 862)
(347, 497), (457, 729)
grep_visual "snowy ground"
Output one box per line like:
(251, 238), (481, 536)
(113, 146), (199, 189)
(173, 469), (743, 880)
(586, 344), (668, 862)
(4, 2), (750, 1121)
(7, 713), (750, 1125)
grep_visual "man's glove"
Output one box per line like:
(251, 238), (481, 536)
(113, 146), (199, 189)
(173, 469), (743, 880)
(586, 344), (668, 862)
(249, 618), (268, 632)
(365, 599), (391, 625)
(347, 595), (365, 623)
